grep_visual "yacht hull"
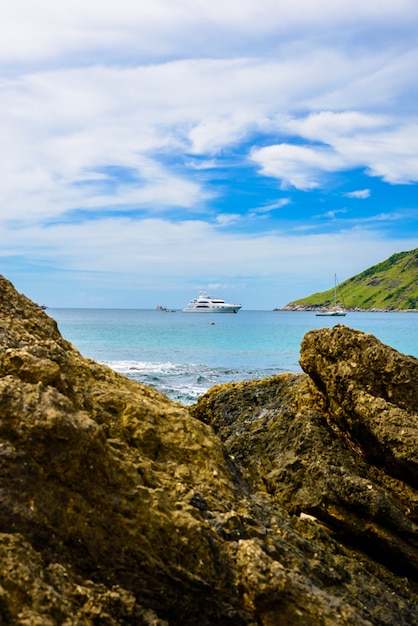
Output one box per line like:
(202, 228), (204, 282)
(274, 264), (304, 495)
(183, 307), (241, 313)
(182, 291), (241, 313)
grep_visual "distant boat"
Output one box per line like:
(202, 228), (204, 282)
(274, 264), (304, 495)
(316, 275), (347, 316)
(183, 291), (242, 313)
(156, 305), (168, 311)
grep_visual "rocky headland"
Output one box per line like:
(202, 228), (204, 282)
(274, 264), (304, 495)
(0, 274), (417, 625)
(277, 304), (418, 312)
(278, 248), (418, 311)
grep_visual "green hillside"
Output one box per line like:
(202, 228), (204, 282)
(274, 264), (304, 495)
(287, 248), (418, 311)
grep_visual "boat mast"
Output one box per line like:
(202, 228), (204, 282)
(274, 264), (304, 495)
(334, 274), (337, 307)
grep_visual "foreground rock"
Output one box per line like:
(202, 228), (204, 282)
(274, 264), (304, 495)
(1, 276), (417, 625)
(194, 326), (418, 578)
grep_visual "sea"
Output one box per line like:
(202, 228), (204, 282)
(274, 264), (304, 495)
(48, 309), (418, 406)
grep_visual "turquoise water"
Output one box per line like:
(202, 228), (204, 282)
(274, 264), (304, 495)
(49, 309), (418, 405)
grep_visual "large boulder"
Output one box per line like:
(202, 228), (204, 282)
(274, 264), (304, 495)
(1, 275), (417, 625)
(300, 324), (418, 485)
(191, 327), (418, 623)
(0, 275), (253, 624)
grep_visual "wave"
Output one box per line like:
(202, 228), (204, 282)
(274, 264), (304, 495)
(101, 359), (287, 405)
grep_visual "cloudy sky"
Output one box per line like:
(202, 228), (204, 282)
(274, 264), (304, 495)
(1, 0), (418, 309)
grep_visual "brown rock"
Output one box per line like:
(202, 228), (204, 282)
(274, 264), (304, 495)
(300, 324), (418, 485)
(191, 331), (418, 623)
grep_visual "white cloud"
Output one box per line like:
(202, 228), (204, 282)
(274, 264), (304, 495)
(345, 189), (371, 199)
(215, 214), (241, 226)
(251, 144), (347, 190)
(2, 1), (417, 67)
(321, 209), (348, 219)
(1, 25), (418, 219)
(188, 115), (251, 156)
(2, 215), (416, 307)
(287, 111), (385, 143)
(345, 125), (418, 184)
(249, 199), (291, 217)
(253, 110), (418, 188)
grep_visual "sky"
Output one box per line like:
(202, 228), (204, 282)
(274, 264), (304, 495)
(1, 1), (418, 310)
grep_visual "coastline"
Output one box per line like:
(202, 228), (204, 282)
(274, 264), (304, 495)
(275, 305), (418, 313)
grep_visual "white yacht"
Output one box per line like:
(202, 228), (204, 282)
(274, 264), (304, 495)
(183, 291), (242, 313)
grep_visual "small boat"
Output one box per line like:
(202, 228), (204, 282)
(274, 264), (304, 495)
(155, 305), (167, 311)
(183, 291), (242, 313)
(316, 308), (346, 317)
(316, 275), (347, 316)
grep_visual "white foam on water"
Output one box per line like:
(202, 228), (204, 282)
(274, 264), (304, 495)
(103, 360), (181, 374)
(101, 359), (288, 405)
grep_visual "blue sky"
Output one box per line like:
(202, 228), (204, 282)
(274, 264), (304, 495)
(1, 1), (418, 309)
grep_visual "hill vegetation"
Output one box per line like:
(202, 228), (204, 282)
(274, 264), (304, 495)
(285, 248), (418, 311)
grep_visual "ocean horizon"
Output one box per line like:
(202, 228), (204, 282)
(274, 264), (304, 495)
(49, 308), (418, 405)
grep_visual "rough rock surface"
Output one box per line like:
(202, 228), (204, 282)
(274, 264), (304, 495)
(1, 276), (418, 625)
